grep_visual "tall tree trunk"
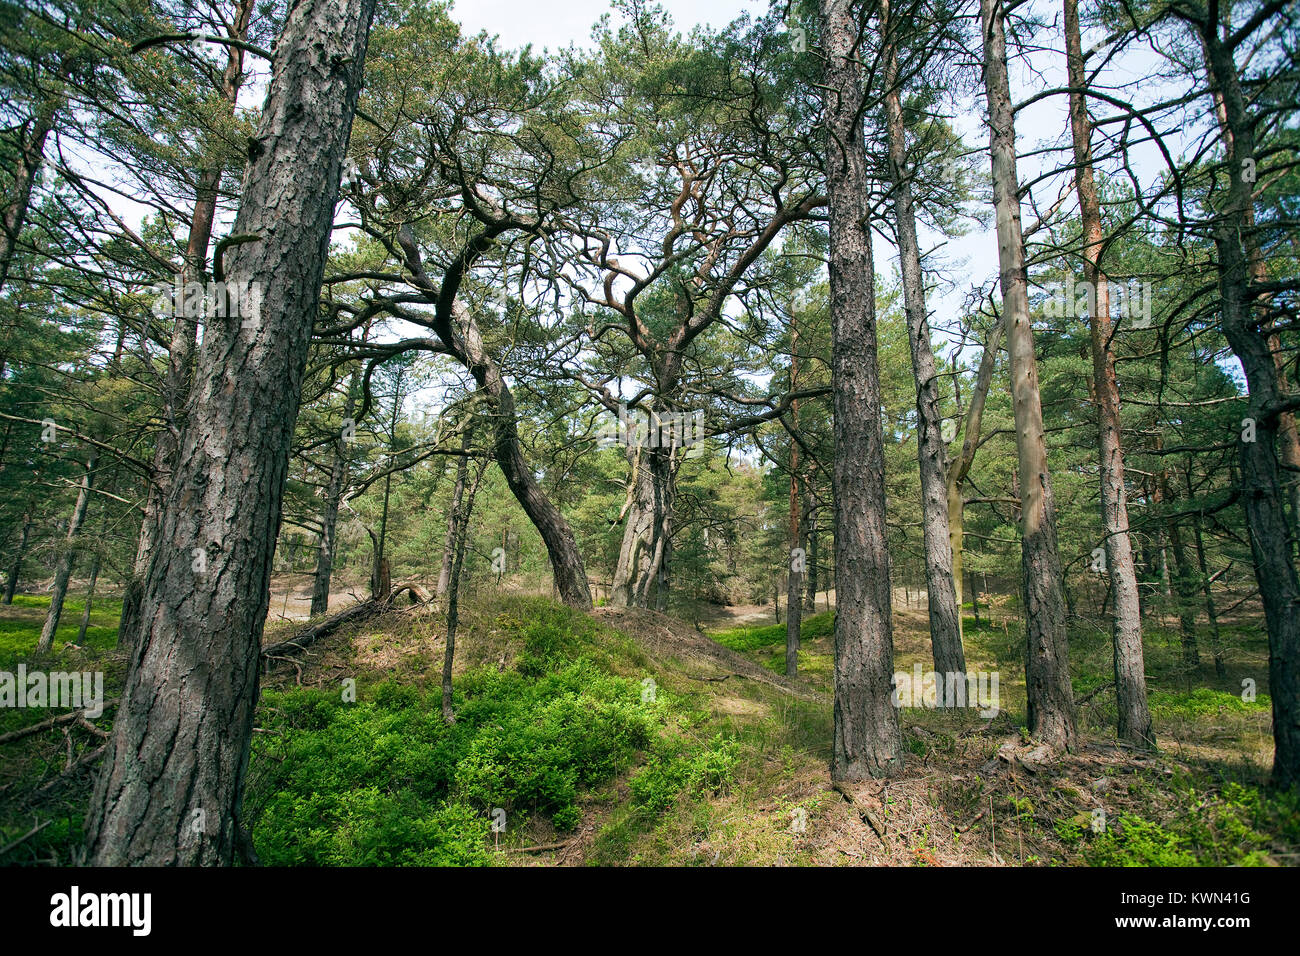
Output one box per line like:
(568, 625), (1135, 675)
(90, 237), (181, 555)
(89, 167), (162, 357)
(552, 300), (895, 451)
(882, 2), (965, 678)
(610, 436), (674, 609)
(0, 55), (70, 294)
(786, 470), (802, 676)
(1193, 17), (1300, 788)
(980, 0), (1078, 750)
(821, 0), (902, 781)
(803, 490), (818, 613)
(1063, 0), (1153, 748)
(442, 457), (485, 723)
(37, 449), (98, 653)
(76, 549), (102, 645)
(3, 505), (33, 604)
(1200, 34), (1300, 561)
(119, 0), (257, 651)
(310, 367), (359, 616)
(1191, 512), (1226, 679)
(947, 320), (1004, 641)
(436, 433), (471, 600)
(786, 330), (803, 676)
(386, 245), (592, 609)
(84, 0), (377, 865)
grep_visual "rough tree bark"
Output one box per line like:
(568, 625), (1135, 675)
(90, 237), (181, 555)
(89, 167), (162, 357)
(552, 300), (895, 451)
(84, 0), (377, 865)
(1193, 15), (1300, 787)
(821, 0), (903, 781)
(980, 0), (1078, 751)
(1064, 0), (1153, 749)
(119, 0), (258, 651)
(610, 434), (674, 609)
(882, 0), (965, 677)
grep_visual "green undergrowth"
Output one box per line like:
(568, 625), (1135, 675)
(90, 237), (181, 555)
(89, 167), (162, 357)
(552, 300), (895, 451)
(710, 611), (834, 653)
(1068, 781), (1300, 866)
(243, 596), (737, 865)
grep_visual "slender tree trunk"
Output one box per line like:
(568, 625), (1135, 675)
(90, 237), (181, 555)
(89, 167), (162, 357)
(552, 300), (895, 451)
(786, 332), (803, 676)
(882, 3), (965, 678)
(76, 549), (101, 645)
(786, 471), (802, 676)
(3, 506), (33, 604)
(0, 56), (70, 294)
(1195, 19), (1300, 788)
(436, 435), (470, 600)
(981, 0), (1078, 750)
(1191, 513), (1226, 679)
(446, 298), (592, 609)
(310, 370), (358, 616)
(442, 458), (485, 723)
(85, 0), (377, 865)
(37, 449), (98, 653)
(1064, 0), (1152, 748)
(803, 489), (818, 612)
(947, 321), (1004, 642)
(821, 0), (902, 781)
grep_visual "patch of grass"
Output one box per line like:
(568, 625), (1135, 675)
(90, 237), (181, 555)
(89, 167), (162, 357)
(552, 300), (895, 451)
(1082, 781), (1296, 866)
(711, 611), (834, 653)
(0, 595), (121, 663)
(1148, 686), (1270, 720)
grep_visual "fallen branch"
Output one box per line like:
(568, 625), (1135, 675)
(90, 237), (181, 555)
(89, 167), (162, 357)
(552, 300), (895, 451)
(507, 840), (575, 854)
(0, 819), (52, 858)
(832, 781), (887, 840)
(260, 597), (390, 659)
(1075, 681), (1114, 706)
(0, 701), (120, 745)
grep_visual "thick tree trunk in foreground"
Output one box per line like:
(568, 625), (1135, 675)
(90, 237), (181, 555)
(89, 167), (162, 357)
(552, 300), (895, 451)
(119, 1), (256, 651)
(821, 0), (903, 781)
(85, 0), (377, 865)
(882, 5), (965, 677)
(37, 449), (98, 653)
(981, 0), (1078, 750)
(1064, 0), (1152, 749)
(1194, 19), (1300, 788)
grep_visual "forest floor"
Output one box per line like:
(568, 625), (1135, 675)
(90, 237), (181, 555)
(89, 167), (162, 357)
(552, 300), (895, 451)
(0, 586), (1296, 865)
